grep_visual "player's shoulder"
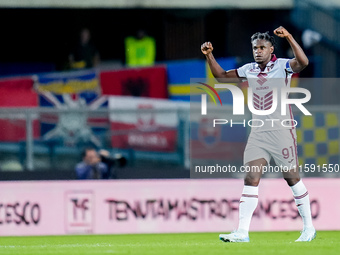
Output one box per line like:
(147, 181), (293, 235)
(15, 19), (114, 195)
(238, 62), (256, 70)
(274, 58), (292, 68)
(276, 58), (290, 64)
(236, 62), (256, 78)
(276, 58), (294, 72)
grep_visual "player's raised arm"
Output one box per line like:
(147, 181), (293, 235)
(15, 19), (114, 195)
(274, 26), (309, 73)
(201, 42), (240, 82)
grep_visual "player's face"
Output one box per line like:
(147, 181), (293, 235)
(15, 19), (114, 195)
(252, 39), (274, 65)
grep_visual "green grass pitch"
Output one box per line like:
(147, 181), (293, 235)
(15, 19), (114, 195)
(0, 231), (339, 255)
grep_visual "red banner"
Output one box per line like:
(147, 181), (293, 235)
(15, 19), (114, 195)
(109, 96), (181, 152)
(110, 121), (177, 152)
(0, 77), (37, 107)
(0, 77), (40, 141)
(100, 66), (168, 98)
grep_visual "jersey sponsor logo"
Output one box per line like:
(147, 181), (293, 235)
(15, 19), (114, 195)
(200, 84), (311, 116)
(266, 63), (275, 72)
(249, 68), (260, 73)
(256, 86), (269, 90)
(257, 73), (268, 86)
(253, 91), (273, 110)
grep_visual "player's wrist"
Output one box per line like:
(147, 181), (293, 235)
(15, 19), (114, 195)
(205, 52), (214, 59)
(285, 33), (293, 40)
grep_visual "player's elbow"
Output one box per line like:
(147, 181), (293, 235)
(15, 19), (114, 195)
(296, 59), (309, 72)
(302, 58), (309, 68)
(212, 72), (227, 82)
(300, 56), (309, 69)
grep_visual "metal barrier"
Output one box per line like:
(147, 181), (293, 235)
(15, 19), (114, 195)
(0, 106), (339, 178)
(0, 107), (190, 171)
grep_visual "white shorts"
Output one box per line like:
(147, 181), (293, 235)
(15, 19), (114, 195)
(243, 129), (298, 169)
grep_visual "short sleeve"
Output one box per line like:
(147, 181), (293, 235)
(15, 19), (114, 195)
(236, 63), (250, 78)
(285, 59), (295, 74)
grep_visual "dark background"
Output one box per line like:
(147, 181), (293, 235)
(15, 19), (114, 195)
(0, 8), (296, 69)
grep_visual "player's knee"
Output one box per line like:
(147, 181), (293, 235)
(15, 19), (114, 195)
(244, 175), (260, 186)
(284, 176), (300, 186)
(283, 169), (300, 186)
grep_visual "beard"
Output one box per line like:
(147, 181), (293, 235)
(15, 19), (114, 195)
(255, 59), (263, 64)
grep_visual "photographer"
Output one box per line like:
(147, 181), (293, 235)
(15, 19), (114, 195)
(75, 148), (108, 179)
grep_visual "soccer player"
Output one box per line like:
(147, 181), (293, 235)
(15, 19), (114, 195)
(201, 26), (316, 242)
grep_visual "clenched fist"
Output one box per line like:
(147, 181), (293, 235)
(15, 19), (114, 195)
(201, 42), (213, 55)
(274, 26), (291, 38)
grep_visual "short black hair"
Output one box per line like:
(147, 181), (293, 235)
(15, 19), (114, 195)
(251, 31), (276, 47)
(81, 147), (96, 158)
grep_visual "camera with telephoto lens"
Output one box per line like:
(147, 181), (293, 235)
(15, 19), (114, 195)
(100, 153), (127, 168)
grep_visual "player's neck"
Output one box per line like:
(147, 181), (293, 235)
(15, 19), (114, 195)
(258, 58), (272, 71)
(258, 62), (268, 71)
(258, 54), (275, 71)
